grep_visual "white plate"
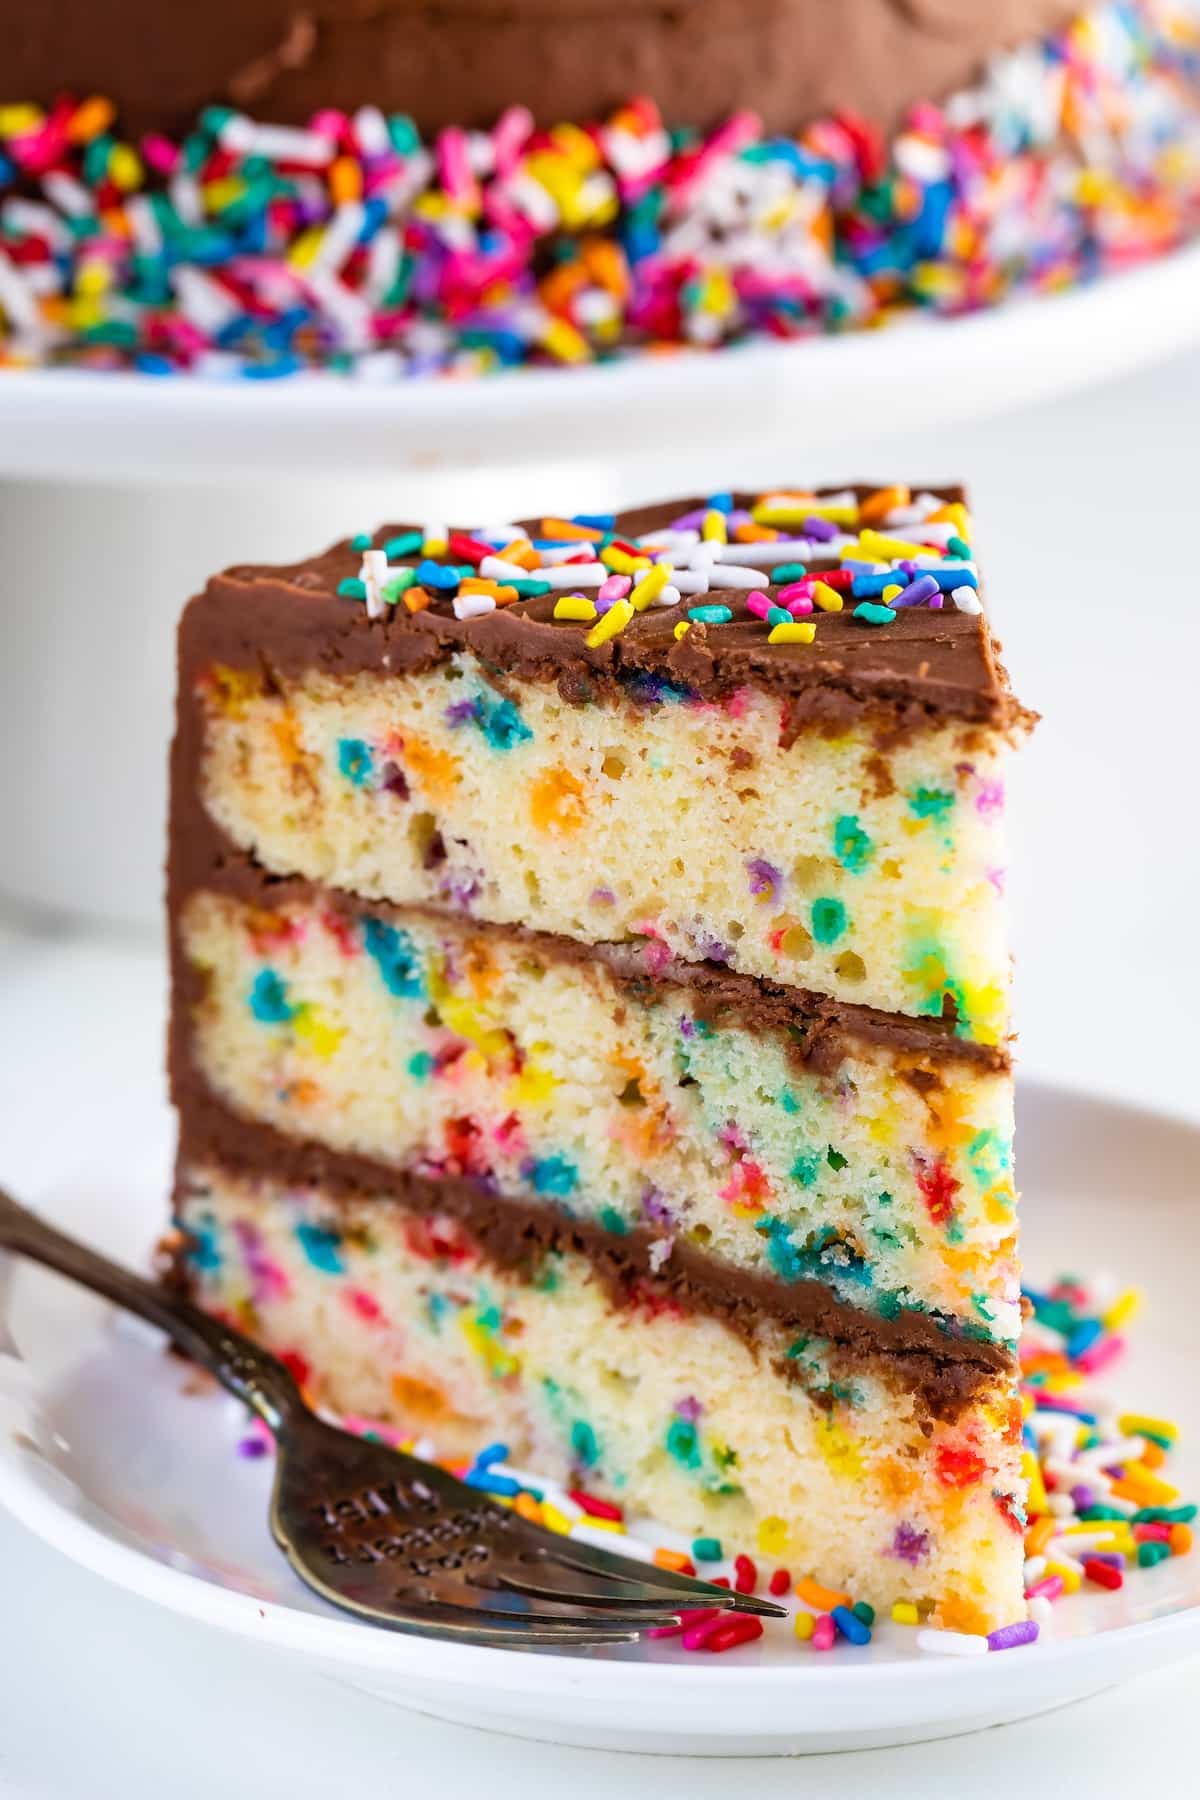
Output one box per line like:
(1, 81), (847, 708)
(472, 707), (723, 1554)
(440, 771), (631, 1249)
(2, 243), (1200, 484)
(0, 938), (1198, 1755)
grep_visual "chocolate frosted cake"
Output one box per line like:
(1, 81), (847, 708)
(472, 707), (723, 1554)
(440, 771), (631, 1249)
(168, 484), (1035, 1633)
(1, 1), (1198, 374)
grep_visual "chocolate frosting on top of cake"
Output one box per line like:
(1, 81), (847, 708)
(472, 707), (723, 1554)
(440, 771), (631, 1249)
(9, 1), (1081, 140)
(198, 488), (1030, 736)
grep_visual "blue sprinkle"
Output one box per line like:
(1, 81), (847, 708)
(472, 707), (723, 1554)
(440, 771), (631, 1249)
(337, 737), (375, 787)
(249, 969), (294, 1024)
(416, 559), (459, 591)
(362, 917), (423, 998)
(852, 572), (900, 598)
(295, 1221), (344, 1275)
(572, 513), (615, 530)
(925, 564), (979, 591)
(474, 1441), (511, 1470)
(463, 1470), (521, 1496)
(1067, 1318), (1104, 1359)
(832, 1604), (871, 1645)
(707, 492), (734, 513)
(527, 1155), (578, 1197)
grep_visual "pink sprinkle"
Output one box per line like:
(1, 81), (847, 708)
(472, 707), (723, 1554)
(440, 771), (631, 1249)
(1077, 1334), (1125, 1375)
(491, 105), (534, 176)
(141, 133), (180, 175)
(786, 595), (814, 617)
(648, 1607), (718, 1641)
(776, 580), (813, 607)
(745, 592), (771, 621)
(346, 1287), (383, 1323)
(682, 1611), (728, 1651)
(438, 126), (479, 207)
(812, 1613), (837, 1651)
(598, 573), (632, 603)
(1024, 1574), (1065, 1602)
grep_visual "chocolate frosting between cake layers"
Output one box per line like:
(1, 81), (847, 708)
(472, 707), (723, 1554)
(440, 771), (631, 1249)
(175, 1090), (1014, 1423)
(9, 1), (1081, 140)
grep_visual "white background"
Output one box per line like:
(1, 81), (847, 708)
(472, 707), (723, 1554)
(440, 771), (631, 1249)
(1, 336), (1199, 1793)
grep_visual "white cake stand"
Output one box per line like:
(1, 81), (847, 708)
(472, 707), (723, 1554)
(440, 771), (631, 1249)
(2, 241), (1199, 927)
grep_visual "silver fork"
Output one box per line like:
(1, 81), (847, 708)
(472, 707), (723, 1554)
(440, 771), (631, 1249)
(0, 1188), (785, 1649)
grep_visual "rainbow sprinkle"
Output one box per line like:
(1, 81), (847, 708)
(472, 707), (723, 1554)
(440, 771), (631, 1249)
(1, 1), (1198, 377)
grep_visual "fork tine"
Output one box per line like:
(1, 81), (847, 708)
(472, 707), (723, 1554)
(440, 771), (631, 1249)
(299, 1581), (646, 1648)
(493, 1563), (706, 1614)
(535, 1535), (788, 1619)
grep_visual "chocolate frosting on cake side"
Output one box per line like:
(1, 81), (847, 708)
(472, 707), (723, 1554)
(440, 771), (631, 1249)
(8, 1), (1080, 139)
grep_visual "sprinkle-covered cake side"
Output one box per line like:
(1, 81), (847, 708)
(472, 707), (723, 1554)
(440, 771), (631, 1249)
(167, 481), (1032, 1635)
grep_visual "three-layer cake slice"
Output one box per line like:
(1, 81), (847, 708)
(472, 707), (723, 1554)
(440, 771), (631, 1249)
(168, 486), (1034, 1633)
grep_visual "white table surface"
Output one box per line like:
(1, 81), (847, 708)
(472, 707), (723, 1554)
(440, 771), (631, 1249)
(3, 336), (1200, 1794)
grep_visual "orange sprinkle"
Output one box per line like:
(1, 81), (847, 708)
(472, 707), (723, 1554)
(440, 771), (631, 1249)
(541, 516), (605, 542)
(514, 1492), (544, 1525)
(794, 1576), (850, 1612)
(1140, 1439), (1167, 1470)
(329, 155), (363, 204)
(403, 584), (432, 613)
(500, 539), (540, 570)
(734, 522), (779, 543)
(654, 1548), (693, 1573)
(67, 95), (116, 142)
(1170, 1523), (1193, 1556)
(1025, 1515), (1057, 1558)
(860, 484), (910, 524)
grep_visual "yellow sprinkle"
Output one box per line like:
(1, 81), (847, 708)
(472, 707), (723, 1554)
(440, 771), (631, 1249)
(891, 1601), (920, 1626)
(539, 315), (591, 365)
(752, 498), (859, 528)
(702, 509), (728, 543)
(1113, 1465), (1179, 1505)
(540, 1504), (573, 1535)
(768, 620), (817, 644)
(1045, 1560), (1082, 1594)
(423, 535), (448, 556)
(575, 1515), (622, 1533)
(927, 502), (971, 539)
(630, 563), (671, 609)
(1118, 1412), (1176, 1444)
(811, 581), (843, 613)
(0, 104), (45, 137)
(1103, 1289), (1141, 1330)
(107, 144), (142, 192)
(1022, 1449), (1048, 1517)
(585, 598), (634, 648)
(858, 528), (936, 561)
(756, 1515), (789, 1556)
(673, 621), (691, 640)
(793, 1610), (815, 1641)
(75, 262), (111, 298)
(287, 226), (324, 271)
(553, 595), (597, 622)
(882, 584), (903, 603)
(601, 545), (651, 575)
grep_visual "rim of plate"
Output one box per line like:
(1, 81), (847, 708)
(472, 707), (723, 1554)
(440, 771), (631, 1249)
(1, 240), (1199, 481)
(1, 1409), (1197, 1695)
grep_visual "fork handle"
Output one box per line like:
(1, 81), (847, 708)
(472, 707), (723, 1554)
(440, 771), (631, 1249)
(0, 1185), (304, 1431)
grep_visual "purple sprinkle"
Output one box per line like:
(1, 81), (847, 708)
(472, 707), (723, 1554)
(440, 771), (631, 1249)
(886, 1521), (931, 1565)
(670, 508), (708, 532)
(590, 885), (616, 905)
(892, 574), (941, 609)
(641, 1184), (675, 1226)
(679, 1015), (695, 1039)
(1086, 1551), (1126, 1569)
(675, 1395), (703, 1422)
(928, 591), (944, 608)
(238, 1435), (269, 1460)
(380, 760), (410, 799)
(802, 515), (838, 542)
(444, 698), (480, 726)
(746, 857), (783, 903)
(987, 1619), (1039, 1652)
(1071, 1483), (1097, 1509)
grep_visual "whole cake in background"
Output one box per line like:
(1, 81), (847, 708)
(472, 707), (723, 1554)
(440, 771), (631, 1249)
(167, 484), (1036, 1633)
(1, 0), (1198, 375)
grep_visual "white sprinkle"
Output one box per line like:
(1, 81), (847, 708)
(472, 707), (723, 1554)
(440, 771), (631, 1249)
(636, 529), (700, 552)
(670, 569), (711, 596)
(1027, 1597), (1054, 1628)
(2, 198), (70, 251)
(504, 172), (560, 230)
(1023, 1556), (1047, 1586)
(311, 202), (365, 276)
(571, 1523), (653, 1560)
(476, 525), (528, 546)
(411, 1436), (437, 1461)
(453, 593), (496, 620)
(542, 562), (608, 589)
(707, 564), (770, 590)
(480, 556), (530, 582)
(307, 268), (372, 350)
(168, 172), (203, 226)
(917, 1629), (988, 1657)
(359, 549), (388, 620)
(1047, 1549), (1086, 1577)
(951, 587), (983, 614)
(125, 194), (163, 254)
(654, 584), (681, 609)
(221, 117), (335, 165)
(711, 539), (815, 567)
(171, 265), (239, 334)
(1054, 1532), (1121, 1557)
(422, 522), (448, 548)
(353, 105), (392, 158)
(647, 1236), (674, 1273)
(537, 541), (597, 565)
(364, 227), (401, 305)
(1047, 1493), (1077, 1518)
(0, 251), (42, 335)
(1072, 1437), (1146, 1474)
(42, 170), (93, 218)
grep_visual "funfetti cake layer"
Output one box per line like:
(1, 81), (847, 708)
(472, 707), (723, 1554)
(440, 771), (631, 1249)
(172, 1160), (1026, 1634)
(168, 480), (1032, 1635)
(176, 885), (1020, 1351)
(179, 487), (1031, 1045)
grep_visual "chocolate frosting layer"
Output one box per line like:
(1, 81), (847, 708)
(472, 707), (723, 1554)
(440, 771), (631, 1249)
(176, 1090), (1014, 1422)
(193, 488), (1029, 735)
(8, 1), (1079, 139)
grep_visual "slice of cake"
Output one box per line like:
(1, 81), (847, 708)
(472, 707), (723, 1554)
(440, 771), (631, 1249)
(168, 486), (1035, 1633)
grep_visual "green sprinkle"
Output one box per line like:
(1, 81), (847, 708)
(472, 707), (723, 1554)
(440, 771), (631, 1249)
(688, 604), (733, 624)
(1137, 1541), (1171, 1568)
(382, 568), (417, 602)
(810, 896), (847, 944)
(337, 577), (367, 600)
(772, 562), (807, 583)
(570, 1419), (600, 1468)
(509, 578), (553, 599)
(766, 606), (792, 626)
(384, 530), (423, 558)
(349, 532), (373, 553)
(692, 1536), (724, 1562)
(852, 1600), (875, 1626)
(947, 534), (972, 559)
(826, 1146), (847, 1171)
(1133, 1504), (1197, 1524)
(853, 602), (896, 626)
